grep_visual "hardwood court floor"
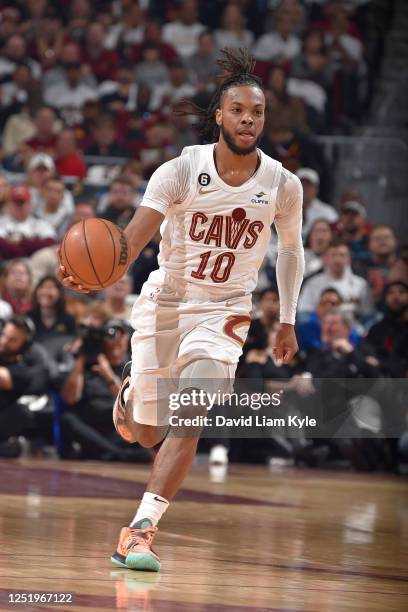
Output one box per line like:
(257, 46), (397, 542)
(0, 458), (407, 612)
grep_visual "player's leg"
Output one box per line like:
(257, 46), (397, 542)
(112, 358), (232, 571)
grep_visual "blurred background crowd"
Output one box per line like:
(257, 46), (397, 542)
(0, 0), (407, 472)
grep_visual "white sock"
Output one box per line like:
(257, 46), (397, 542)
(130, 491), (169, 527)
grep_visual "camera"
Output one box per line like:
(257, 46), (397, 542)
(77, 325), (106, 366)
(77, 320), (129, 366)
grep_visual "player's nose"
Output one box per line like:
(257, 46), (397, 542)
(241, 114), (253, 125)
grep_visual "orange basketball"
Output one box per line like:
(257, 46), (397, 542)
(60, 218), (130, 290)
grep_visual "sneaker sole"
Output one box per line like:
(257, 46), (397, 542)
(111, 553), (128, 568)
(125, 552), (161, 572)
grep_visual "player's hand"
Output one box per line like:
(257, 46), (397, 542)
(56, 248), (90, 294)
(272, 323), (298, 365)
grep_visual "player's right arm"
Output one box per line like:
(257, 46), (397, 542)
(57, 155), (190, 292)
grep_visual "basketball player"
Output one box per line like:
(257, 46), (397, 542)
(58, 49), (304, 571)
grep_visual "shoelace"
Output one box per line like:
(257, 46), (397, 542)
(125, 526), (157, 550)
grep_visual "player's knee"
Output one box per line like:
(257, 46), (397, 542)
(134, 423), (167, 448)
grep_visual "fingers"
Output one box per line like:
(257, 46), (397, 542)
(282, 348), (295, 364)
(272, 346), (283, 360)
(60, 274), (90, 294)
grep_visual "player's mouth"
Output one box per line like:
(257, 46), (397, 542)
(237, 131), (255, 142)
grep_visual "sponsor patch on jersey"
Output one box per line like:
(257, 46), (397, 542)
(198, 172), (211, 186)
(251, 191), (268, 205)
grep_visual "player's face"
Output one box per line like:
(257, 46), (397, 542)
(216, 85), (265, 155)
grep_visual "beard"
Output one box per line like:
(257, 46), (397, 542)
(220, 124), (261, 156)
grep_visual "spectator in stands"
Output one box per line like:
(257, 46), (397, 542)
(297, 287), (360, 352)
(0, 7), (21, 45)
(26, 152), (55, 191)
(26, 152), (76, 216)
(264, 65), (308, 132)
(29, 198), (96, 288)
(323, 1), (364, 67)
(104, 0), (145, 49)
(214, 4), (254, 51)
(237, 319), (325, 466)
(99, 64), (140, 113)
(134, 42), (170, 89)
(118, 160), (145, 202)
(389, 244), (408, 285)
(27, 275), (76, 345)
(366, 281), (408, 378)
(252, 9), (301, 63)
(23, 106), (59, 157)
(104, 275), (133, 323)
(0, 316), (36, 458)
(187, 31), (219, 90)
(54, 129), (87, 179)
(130, 17), (178, 65)
(162, 0), (205, 58)
(85, 115), (128, 158)
(150, 59), (196, 112)
(287, 30), (331, 131)
(244, 287), (280, 355)
(1, 259), (32, 315)
(66, 0), (92, 44)
(0, 34), (41, 80)
(298, 239), (375, 320)
(261, 108), (330, 190)
(28, 7), (64, 71)
(42, 41), (96, 91)
(296, 168), (338, 239)
(304, 219), (333, 278)
(0, 63), (34, 129)
(290, 29), (333, 91)
(60, 317), (146, 461)
(82, 22), (119, 83)
(2, 99), (36, 158)
(334, 200), (371, 262)
(304, 308), (384, 469)
(43, 56), (96, 125)
(352, 224), (398, 303)
(320, 1), (365, 124)
(0, 184), (56, 260)
(99, 176), (137, 229)
(305, 308), (380, 378)
(33, 176), (73, 240)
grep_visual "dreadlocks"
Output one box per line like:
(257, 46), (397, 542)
(175, 47), (263, 142)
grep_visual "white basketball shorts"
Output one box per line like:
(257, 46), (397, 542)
(126, 271), (252, 426)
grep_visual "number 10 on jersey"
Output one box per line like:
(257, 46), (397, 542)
(191, 250), (236, 283)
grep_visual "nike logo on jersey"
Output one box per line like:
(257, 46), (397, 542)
(199, 186), (218, 195)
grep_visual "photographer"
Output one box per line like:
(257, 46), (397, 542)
(60, 318), (145, 461)
(0, 316), (36, 457)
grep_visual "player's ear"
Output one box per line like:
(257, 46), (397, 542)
(215, 108), (222, 126)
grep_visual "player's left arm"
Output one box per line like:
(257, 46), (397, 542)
(273, 170), (305, 364)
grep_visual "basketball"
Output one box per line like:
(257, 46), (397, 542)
(60, 218), (130, 290)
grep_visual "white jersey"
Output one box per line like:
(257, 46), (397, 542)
(140, 143), (304, 324)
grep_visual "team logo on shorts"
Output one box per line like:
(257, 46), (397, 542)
(223, 315), (251, 347)
(198, 173), (211, 186)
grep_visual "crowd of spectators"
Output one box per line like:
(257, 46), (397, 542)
(0, 0), (406, 472)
